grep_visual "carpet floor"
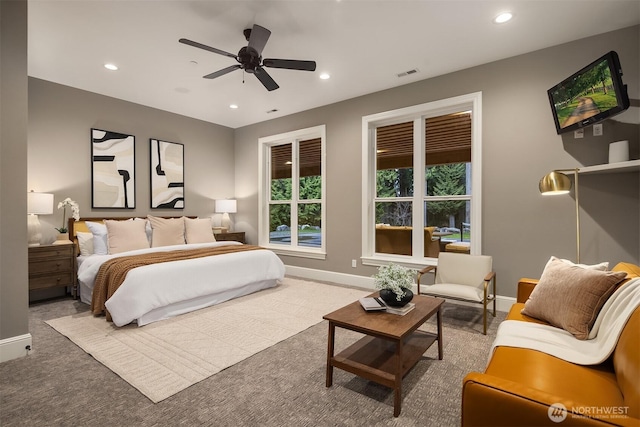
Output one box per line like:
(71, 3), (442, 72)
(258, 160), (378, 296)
(45, 278), (370, 403)
(1, 278), (505, 427)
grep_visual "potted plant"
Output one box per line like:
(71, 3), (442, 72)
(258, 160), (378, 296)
(54, 198), (80, 242)
(372, 263), (415, 307)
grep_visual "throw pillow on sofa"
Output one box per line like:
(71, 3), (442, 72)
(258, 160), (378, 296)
(521, 257), (627, 339)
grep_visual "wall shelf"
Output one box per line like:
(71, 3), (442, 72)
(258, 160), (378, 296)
(579, 159), (640, 175)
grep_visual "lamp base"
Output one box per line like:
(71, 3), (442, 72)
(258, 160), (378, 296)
(221, 212), (232, 232)
(27, 214), (42, 247)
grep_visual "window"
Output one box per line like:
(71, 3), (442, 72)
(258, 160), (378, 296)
(259, 125), (326, 259)
(362, 93), (482, 267)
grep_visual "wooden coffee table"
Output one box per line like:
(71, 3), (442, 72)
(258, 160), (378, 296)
(323, 292), (444, 417)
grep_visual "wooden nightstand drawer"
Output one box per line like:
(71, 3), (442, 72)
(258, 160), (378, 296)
(29, 273), (73, 291)
(29, 258), (72, 276)
(28, 244), (73, 260)
(214, 231), (246, 244)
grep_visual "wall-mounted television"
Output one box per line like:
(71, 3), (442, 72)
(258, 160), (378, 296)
(547, 51), (629, 134)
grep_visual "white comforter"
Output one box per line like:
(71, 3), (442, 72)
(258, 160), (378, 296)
(77, 242), (285, 326)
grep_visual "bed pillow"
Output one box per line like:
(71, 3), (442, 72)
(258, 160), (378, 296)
(521, 257), (627, 339)
(184, 217), (216, 244)
(105, 219), (150, 254)
(85, 221), (108, 255)
(76, 231), (94, 256)
(148, 215), (185, 247)
(133, 217), (153, 245)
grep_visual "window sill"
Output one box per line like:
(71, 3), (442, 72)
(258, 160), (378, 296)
(266, 246), (327, 260)
(361, 255), (436, 270)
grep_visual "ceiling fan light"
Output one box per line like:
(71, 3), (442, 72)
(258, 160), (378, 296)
(104, 63), (118, 71)
(319, 73), (331, 80)
(229, 104), (239, 109)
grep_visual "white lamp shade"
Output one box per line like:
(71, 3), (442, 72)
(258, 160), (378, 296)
(215, 199), (237, 214)
(27, 192), (54, 215)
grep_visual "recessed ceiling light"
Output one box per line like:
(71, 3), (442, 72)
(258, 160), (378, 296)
(319, 73), (331, 80)
(104, 63), (118, 71)
(229, 104), (239, 109)
(494, 12), (513, 24)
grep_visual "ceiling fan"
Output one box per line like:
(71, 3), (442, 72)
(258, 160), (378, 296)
(179, 24), (316, 91)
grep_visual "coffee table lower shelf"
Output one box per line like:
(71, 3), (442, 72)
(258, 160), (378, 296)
(331, 331), (437, 389)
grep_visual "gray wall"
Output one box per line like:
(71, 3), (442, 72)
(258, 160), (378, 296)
(1, 1), (29, 343)
(235, 25), (640, 298)
(28, 78), (236, 242)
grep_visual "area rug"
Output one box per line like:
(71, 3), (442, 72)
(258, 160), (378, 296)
(45, 278), (370, 403)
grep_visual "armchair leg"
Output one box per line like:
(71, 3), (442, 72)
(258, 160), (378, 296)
(483, 300), (488, 335)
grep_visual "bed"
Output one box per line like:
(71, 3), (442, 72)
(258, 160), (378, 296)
(70, 216), (285, 327)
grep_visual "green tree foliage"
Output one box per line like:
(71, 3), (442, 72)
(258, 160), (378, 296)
(269, 175), (322, 231)
(426, 163), (466, 225)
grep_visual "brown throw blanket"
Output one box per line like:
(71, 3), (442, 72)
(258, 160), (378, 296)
(91, 245), (263, 321)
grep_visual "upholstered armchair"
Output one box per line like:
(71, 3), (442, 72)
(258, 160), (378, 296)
(416, 252), (496, 334)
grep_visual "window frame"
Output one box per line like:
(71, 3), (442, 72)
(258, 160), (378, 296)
(361, 93), (482, 269)
(258, 125), (327, 259)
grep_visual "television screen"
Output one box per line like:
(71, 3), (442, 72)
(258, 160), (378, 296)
(547, 51), (629, 134)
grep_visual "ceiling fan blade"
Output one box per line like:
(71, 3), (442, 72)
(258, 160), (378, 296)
(254, 67), (279, 91)
(263, 58), (316, 72)
(203, 64), (241, 79)
(179, 38), (237, 59)
(247, 24), (271, 56)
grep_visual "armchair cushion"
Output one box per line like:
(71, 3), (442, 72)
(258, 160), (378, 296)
(435, 252), (492, 289)
(423, 283), (483, 302)
(521, 257), (627, 339)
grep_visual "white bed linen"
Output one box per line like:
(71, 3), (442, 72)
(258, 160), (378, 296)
(77, 241), (285, 326)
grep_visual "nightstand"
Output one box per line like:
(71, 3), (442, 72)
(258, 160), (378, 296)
(28, 243), (75, 298)
(214, 231), (246, 244)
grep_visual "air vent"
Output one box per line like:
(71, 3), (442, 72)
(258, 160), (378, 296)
(397, 68), (419, 78)
(266, 109), (279, 114)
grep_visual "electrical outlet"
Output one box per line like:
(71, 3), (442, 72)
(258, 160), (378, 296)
(351, 259), (357, 268)
(593, 123), (603, 136)
(574, 129), (584, 139)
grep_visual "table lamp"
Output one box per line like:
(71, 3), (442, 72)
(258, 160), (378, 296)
(215, 199), (237, 232)
(27, 191), (54, 247)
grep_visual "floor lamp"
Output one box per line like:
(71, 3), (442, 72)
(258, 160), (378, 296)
(538, 168), (580, 263)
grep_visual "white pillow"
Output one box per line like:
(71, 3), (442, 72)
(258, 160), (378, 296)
(544, 256), (609, 271)
(104, 219), (150, 254)
(184, 217), (216, 244)
(147, 215), (185, 247)
(86, 221), (108, 255)
(76, 231), (94, 256)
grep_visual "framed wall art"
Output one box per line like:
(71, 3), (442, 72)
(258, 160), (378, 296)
(150, 139), (184, 209)
(91, 128), (136, 209)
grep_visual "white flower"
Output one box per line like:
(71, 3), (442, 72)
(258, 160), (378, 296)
(373, 263), (415, 301)
(56, 198), (80, 232)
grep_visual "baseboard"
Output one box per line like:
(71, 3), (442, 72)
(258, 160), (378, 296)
(285, 265), (376, 290)
(284, 265), (516, 313)
(0, 333), (32, 363)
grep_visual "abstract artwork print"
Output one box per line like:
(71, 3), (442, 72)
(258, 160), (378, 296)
(91, 129), (135, 209)
(150, 139), (184, 209)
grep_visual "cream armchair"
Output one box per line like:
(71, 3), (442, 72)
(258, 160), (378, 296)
(416, 252), (496, 334)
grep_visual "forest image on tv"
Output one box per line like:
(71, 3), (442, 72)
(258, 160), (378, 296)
(550, 58), (618, 129)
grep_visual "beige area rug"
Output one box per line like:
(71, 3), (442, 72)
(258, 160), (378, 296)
(46, 278), (370, 403)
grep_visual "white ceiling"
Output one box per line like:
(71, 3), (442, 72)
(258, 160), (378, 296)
(28, 1), (640, 129)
